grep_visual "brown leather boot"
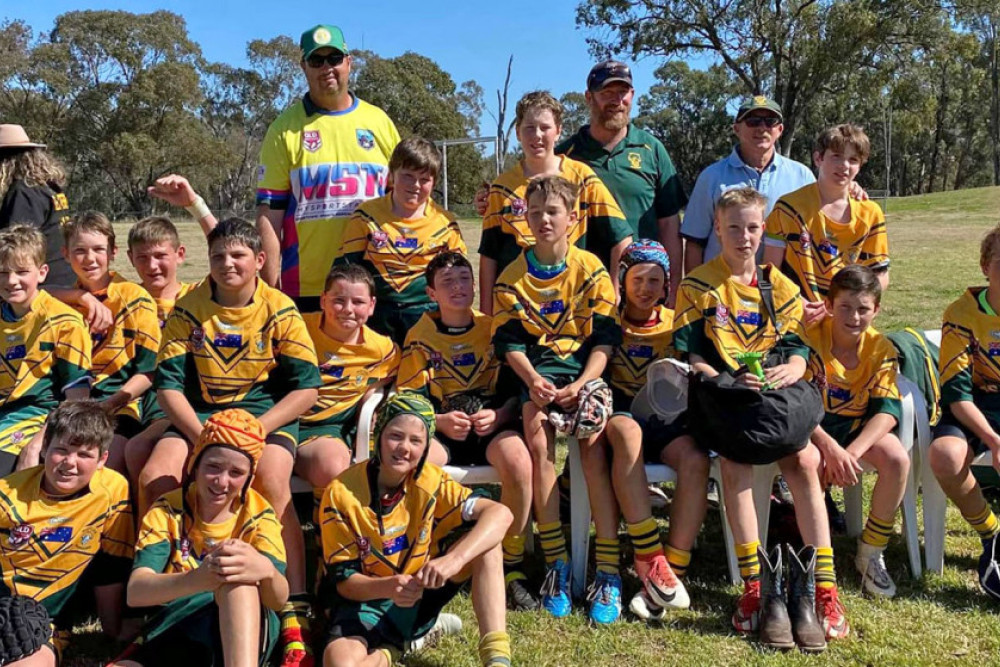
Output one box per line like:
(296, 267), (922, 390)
(758, 544), (794, 650)
(787, 545), (828, 653)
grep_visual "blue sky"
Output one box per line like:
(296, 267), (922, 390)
(7, 0), (666, 137)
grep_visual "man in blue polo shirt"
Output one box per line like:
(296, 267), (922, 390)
(681, 96), (815, 269)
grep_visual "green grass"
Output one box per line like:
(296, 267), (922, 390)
(75, 190), (1000, 665)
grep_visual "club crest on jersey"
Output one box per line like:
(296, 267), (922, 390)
(10, 431), (25, 445)
(8, 523), (32, 547)
(303, 130), (322, 153)
(510, 198), (527, 216)
(370, 230), (389, 249)
(627, 152), (642, 169)
(430, 351), (444, 371)
(799, 231), (811, 250)
(846, 247), (861, 264)
(715, 305), (729, 325)
(191, 327), (205, 350)
(80, 530), (95, 547)
(354, 372), (366, 386)
(357, 129), (375, 151)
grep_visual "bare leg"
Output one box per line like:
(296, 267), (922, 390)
(720, 458), (758, 544)
(580, 431), (621, 540)
(860, 433), (909, 521)
(253, 445), (306, 593)
(658, 435), (710, 551)
(929, 435), (985, 515)
(523, 403), (558, 524)
(216, 583), (262, 667)
(467, 543), (507, 636)
(484, 431), (533, 538)
(322, 638), (388, 667)
(778, 444), (831, 548)
(137, 435), (189, 517)
(295, 438), (352, 491)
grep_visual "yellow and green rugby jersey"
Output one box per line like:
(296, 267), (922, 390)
(398, 310), (500, 408)
(764, 183), (889, 302)
(302, 312), (400, 427)
(151, 282), (197, 330)
(320, 460), (472, 582)
(479, 157), (631, 273)
(492, 246), (621, 377)
(672, 256), (809, 372)
(256, 94), (400, 299)
(0, 291), (91, 455)
(0, 466), (133, 616)
(335, 195), (466, 308)
(75, 273), (160, 420)
(154, 278), (321, 416)
(804, 318), (901, 440)
(609, 305), (675, 408)
(939, 287), (1000, 411)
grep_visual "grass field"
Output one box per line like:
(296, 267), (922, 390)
(77, 188), (1000, 666)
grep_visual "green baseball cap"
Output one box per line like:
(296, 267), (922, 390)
(300, 25), (348, 58)
(735, 95), (783, 122)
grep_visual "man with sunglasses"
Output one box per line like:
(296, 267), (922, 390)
(681, 96), (815, 267)
(256, 24), (400, 314)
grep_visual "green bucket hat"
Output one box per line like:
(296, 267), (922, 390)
(373, 392), (437, 478)
(300, 24), (348, 58)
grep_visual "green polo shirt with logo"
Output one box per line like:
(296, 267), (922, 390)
(558, 124), (687, 240)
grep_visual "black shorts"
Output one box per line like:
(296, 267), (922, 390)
(163, 427), (297, 457)
(115, 415), (144, 440)
(933, 410), (997, 457)
(610, 412), (691, 464)
(293, 296), (322, 314)
(436, 423), (521, 467)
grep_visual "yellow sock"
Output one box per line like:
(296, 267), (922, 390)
(963, 503), (1000, 540)
(378, 647), (395, 665)
(478, 630), (512, 666)
(860, 512), (894, 549)
(736, 541), (761, 581)
(595, 537), (620, 575)
(538, 521), (568, 565)
(815, 546), (837, 589)
(502, 533), (525, 572)
(626, 517), (663, 559)
(665, 544), (692, 579)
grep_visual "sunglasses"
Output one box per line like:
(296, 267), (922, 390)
(742, 116), (781, 128)
(306, 53), (346, 68)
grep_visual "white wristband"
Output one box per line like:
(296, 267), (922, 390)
(185, 196), (211, 220)
(461, 496), (479, 522)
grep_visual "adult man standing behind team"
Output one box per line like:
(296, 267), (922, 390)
(256, 24), (400, 312)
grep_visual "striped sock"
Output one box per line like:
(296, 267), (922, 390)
(538, 521), (568, 565)
(595, 537), (620, 575)
(279, 594), (313, 659)
(665, 544), (692, 579)
(626, 517), (663, 559)
(478, 630), (512, 667)
(860, 512), (894, 549)
(502, 533), (526, 574)
(963, 503), (1000, 540)
(736, 541), (761, 581)
(815, 546), (837, 589)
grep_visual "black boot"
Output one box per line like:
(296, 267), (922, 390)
(758, 544), (794, 650)
(787, 545), (828, 653)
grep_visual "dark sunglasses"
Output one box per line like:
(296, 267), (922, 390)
(306, 53), (346, 68)
(742, 116), (781, 128)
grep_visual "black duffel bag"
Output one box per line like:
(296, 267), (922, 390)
(688, 266), (824, 465)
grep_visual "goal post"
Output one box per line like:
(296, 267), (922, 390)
(434, 136), (501, 211)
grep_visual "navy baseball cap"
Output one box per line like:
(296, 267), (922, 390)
(587, 61), (633, 91)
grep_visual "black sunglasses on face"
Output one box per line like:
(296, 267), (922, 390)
(742, 116), (781, 128)
(306, 53), (346, 68)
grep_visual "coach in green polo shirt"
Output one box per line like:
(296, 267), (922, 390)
(557, 61), (687, 303)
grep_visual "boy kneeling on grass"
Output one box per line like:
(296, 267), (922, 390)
(319, 392), (512, 667)
(673, 187), (843, 650)
(113, 409), (288, 667)
(491, 175), (621, 617)
(805, 265), (909, 598)
(928, 225), (1000, 599)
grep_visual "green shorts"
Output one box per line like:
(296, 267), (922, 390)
(299, 420), (357, 450)
(169, 413), (299, 457)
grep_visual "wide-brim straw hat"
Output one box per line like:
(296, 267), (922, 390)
(0, 125), (46, 150)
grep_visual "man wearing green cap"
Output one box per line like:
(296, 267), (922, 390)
(256, 24), (400, 314)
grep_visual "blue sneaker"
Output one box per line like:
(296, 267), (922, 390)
(539, 559), (572, 618)
(587, 571), (622, 625)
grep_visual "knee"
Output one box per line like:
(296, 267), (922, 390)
(882, 443), (910, 478)
(676, 438), (710, 479)
(323, 645), (359, 667)
(524, 431), (549, 462)
(789, 444), (822, 475)
(928, 438), (966, 479)
(494, 442), (533, 484)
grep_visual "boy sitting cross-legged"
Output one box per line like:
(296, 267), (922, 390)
(0, 400), (133, 667)
(0, 226), (91, 476)
(579, 239), (707, 624)
(147, 218), (321, 666)
(397, 250), (536, 610)
(805, 265), (909, 598)
(491, 174), (622, 617)
(673, 187), (844, 648)
(928, 225), (1000, 599)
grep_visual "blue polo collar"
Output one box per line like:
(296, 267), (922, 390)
(303, 92), (359, 117)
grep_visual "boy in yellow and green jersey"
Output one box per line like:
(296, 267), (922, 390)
(929, 226), (1000, 601)
(764, 124), (889, 324)
(0, 226), (91, 476)
(58, 212), (160, 474)
(397, 251), (534, 611)
(478, 91), (631, 314)
(334, 136), (466, 346)
(0, 401), (133, 666)
(804, 265), (907, 600)
(492, 175), (621, 618)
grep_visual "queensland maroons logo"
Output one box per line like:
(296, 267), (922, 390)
(370, 230), (389, 249)
(357, 536), (371, 557)
(800, 231), (811, 250)
(302, 130), (322, 153)
(8, 523), (32, 547)
(190, 327), (206, 350)
(510, 198), (527, 216)
(715, 305), (729, 325)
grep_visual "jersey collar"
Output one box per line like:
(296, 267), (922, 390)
(303, 92), (359, 117)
